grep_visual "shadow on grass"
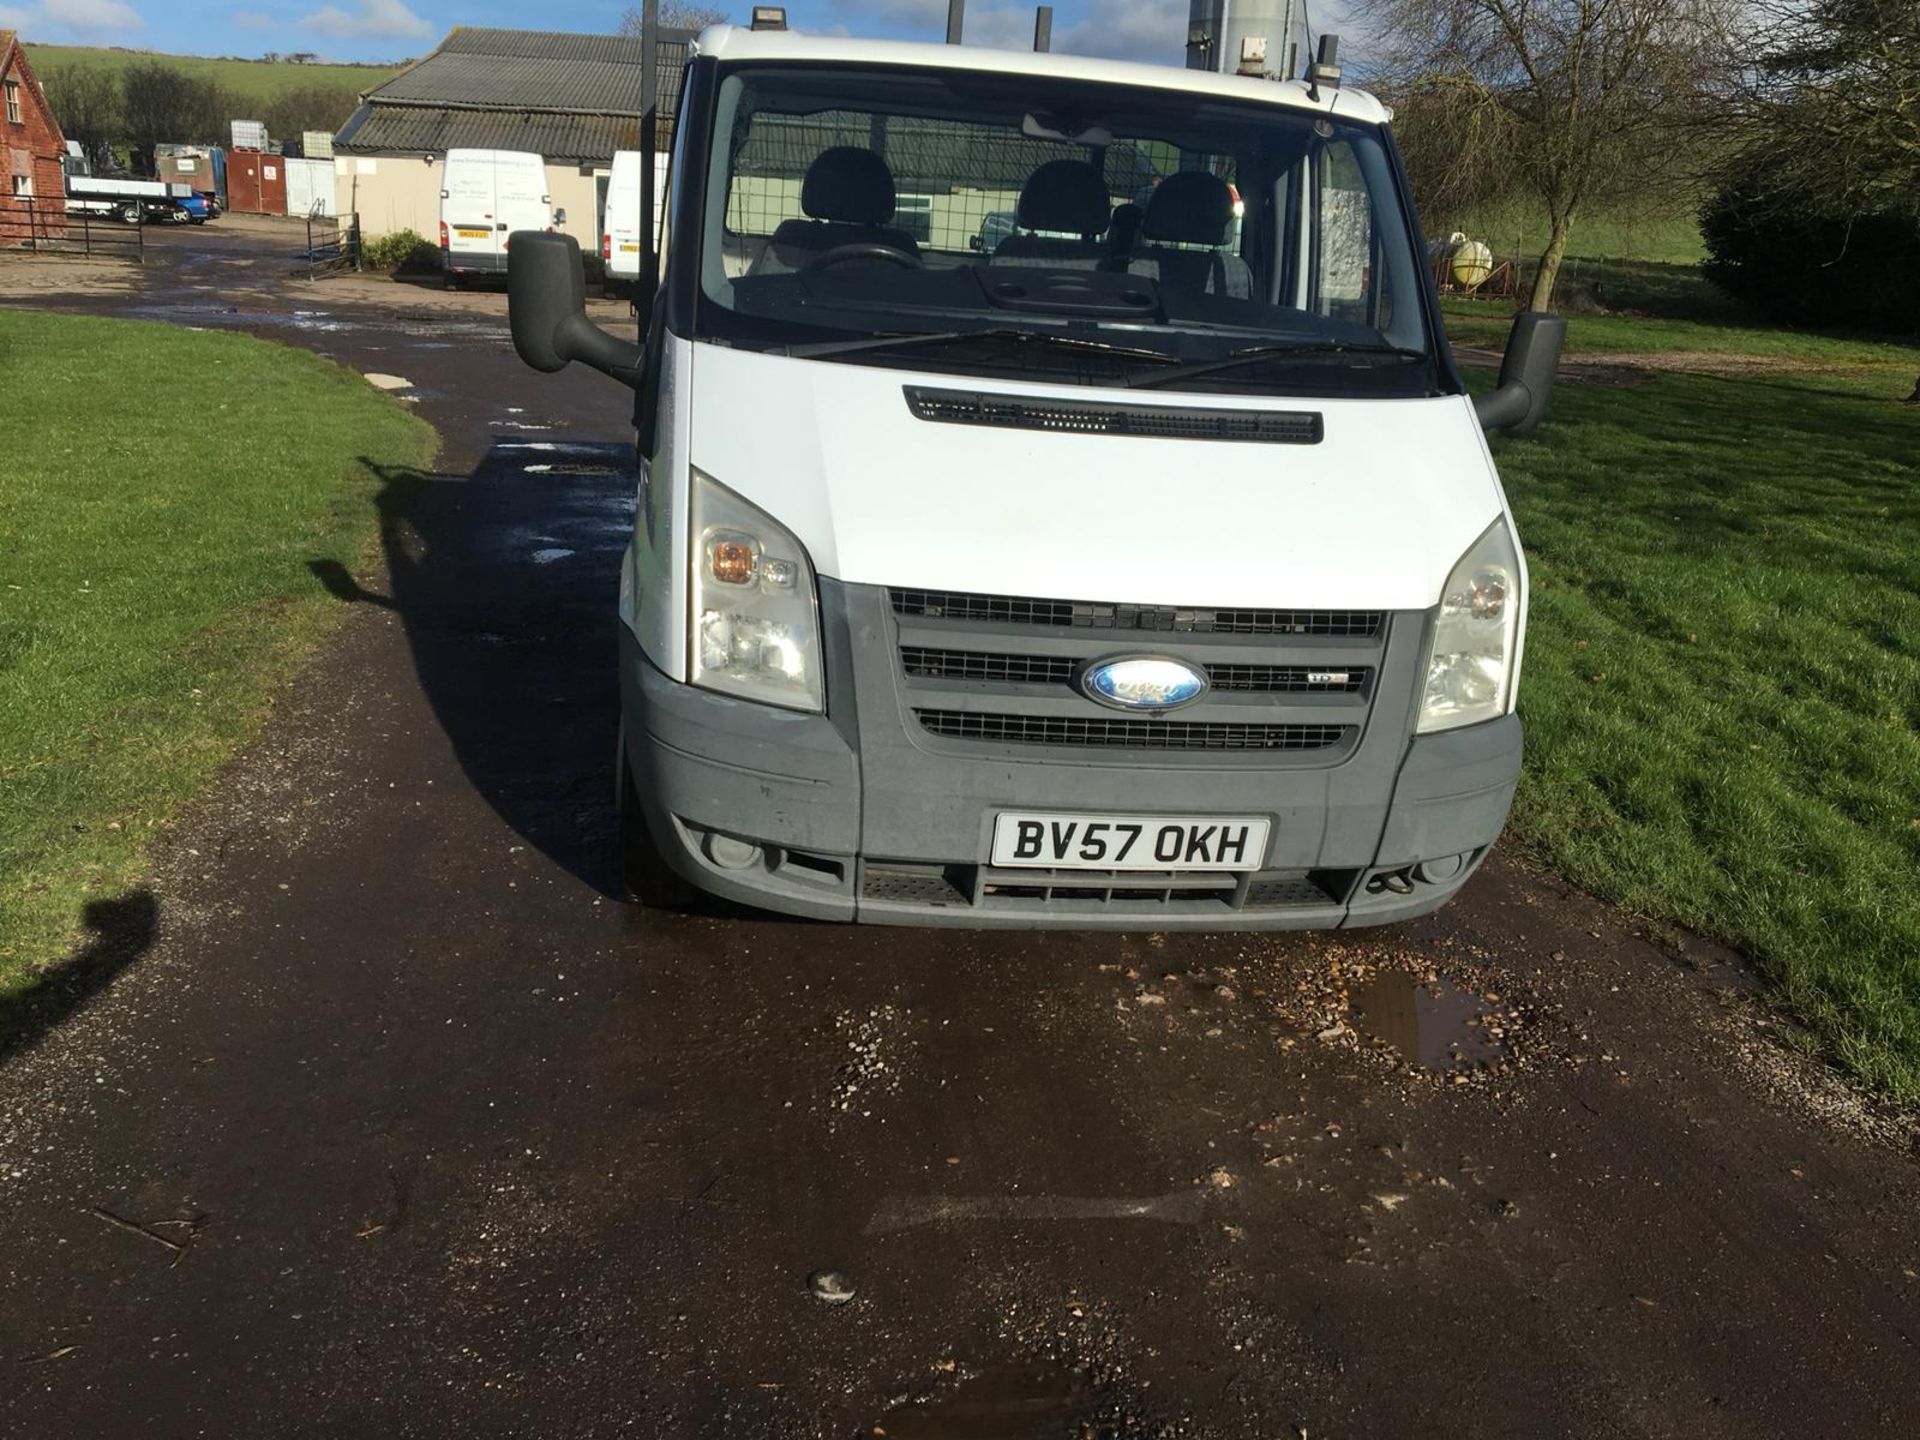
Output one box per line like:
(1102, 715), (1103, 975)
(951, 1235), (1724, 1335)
(0, 890), (159, 1066)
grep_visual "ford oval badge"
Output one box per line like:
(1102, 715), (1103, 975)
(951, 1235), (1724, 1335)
(1080, 656), (1210, 712)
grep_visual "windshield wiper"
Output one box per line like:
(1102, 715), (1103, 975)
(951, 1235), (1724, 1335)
(1125, 341), (1427, 389)
(784, 327), (1177, 364)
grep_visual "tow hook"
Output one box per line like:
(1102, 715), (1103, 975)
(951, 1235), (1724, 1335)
(1367, 868), (1416, 896)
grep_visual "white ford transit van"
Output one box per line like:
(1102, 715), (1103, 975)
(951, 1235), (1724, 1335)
(440, 148), (555, 283)
(603, 149), (671, 295)
(507, 28), (1563, 929)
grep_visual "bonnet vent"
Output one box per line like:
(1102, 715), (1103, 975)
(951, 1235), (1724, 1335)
(904, 387), (1323, 445)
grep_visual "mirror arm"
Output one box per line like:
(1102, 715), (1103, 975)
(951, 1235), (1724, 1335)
(1473, 383), (1534, 431)
(557, 313), (644, 388)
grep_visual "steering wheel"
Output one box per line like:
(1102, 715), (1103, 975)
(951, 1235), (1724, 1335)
(802, 242), (923, 273)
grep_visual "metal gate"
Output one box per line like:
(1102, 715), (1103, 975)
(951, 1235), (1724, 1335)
(0, 198), (143, 263)
(304, 211), (360, 278)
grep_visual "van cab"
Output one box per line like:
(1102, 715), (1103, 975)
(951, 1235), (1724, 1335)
(507, 28), (1563, 929)
(439, 148), (557, 283)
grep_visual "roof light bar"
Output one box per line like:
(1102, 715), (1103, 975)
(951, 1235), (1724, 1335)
(750, 6), (786, 29)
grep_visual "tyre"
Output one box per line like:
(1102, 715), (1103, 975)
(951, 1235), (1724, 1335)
(120, 203), (141, 225)
(619, 764), (699, 910)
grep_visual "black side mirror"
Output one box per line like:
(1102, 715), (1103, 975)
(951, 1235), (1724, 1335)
(1474, 312), (1566, 436)
(508, 231), (643, 388)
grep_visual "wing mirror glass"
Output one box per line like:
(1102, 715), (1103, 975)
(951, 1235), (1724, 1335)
(507, 231), (644, 388)
(1474, 312), (1566, 436)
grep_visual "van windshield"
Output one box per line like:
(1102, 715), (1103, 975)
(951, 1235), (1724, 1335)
(693, 64), (1437, 397)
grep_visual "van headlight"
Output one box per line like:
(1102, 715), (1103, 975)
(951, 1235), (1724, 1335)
(1417, 517), (1522, 734)
(688, 469), (823, 713)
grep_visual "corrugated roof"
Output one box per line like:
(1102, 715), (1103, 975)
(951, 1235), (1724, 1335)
(337, 25), (692, 163)
(336, 104), (656, 164)
(364, 25), (693, 114)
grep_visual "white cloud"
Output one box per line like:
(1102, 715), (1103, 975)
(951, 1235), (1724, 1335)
(231, 9), (277, 30)
(299, 0), (431, 40)
(0, 0), (143, 34)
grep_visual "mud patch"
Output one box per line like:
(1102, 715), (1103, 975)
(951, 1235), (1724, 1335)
(871, 1360), (1088, 1437)
(1348, 972), (1508, 1073)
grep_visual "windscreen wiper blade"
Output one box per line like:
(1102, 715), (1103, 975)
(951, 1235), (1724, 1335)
(1125, 341), (1427, 389)
(785, 327), (1177, 364)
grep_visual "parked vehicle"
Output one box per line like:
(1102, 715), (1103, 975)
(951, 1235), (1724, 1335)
(438, 148), (556, 284)
(507, 25), (1564, 929)
(65, 175), (203, 225)
(165, 192), (214, 225)
(603, 149), (670, 296)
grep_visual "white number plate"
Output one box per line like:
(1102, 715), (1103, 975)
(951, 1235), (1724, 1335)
(991, 812), (1270, 871)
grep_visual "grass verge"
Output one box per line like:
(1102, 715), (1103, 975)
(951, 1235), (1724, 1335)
(1466, 310), (1920, 1103)
(0, 311), (434, 1002)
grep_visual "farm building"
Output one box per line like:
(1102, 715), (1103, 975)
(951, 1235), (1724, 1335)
(332, 26), (691, 244)
(0, 30), (67, 245)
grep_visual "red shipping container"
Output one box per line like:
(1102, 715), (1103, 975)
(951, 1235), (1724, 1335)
(226, 148), (287, 215)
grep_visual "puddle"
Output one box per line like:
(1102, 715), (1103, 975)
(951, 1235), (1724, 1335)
(872, 1362), (1090, 1438)
(1348, 973), (1507, 1072)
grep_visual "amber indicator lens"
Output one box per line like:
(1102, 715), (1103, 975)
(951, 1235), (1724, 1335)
(707, 532), (758, 585)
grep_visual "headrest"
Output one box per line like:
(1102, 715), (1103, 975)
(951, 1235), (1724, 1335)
(801, 147), (896, 226)
(1016, 159), (1111, 237)
(1142, 171), (1234, 245)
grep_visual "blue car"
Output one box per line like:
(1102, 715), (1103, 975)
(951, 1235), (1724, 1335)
(168, 192), (213, 225)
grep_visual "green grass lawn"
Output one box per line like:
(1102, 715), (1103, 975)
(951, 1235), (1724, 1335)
(23, 43), (400, 101)
(1467, 310), (1920, 1102)
(0, 311), (434, 1002)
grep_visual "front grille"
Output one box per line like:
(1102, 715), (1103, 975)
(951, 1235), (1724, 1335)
(901, 646), (1369, 694)
(858, 862), (1356, 912)
(900, 647), (1075, 685)
(914, 710), (1349, 752)
(904, 386), (1324, 445)
(891, 588), (1382, 638)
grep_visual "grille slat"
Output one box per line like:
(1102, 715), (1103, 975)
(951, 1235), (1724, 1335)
(901, 646), (1369, 694)
(892, 588), (1382, 638)
(904, 386), (1325, 445)
(915, 710), (1349, 752)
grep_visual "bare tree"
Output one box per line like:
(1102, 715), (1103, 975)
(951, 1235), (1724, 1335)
(618, 3), (729, 36)
(42, 64), (122, 169)
(1358, 0), (1736, 308)
(263, 85), (360, 139)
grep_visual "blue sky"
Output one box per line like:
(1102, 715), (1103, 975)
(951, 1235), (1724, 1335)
(1, 0), (1202, 67)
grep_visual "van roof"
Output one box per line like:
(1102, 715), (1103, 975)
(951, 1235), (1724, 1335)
(691, 27), (1392, 127)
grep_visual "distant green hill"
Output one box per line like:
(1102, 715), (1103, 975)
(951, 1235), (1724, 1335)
(22, 43), (401, 101)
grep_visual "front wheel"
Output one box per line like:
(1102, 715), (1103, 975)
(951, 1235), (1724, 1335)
(620, 765), (699, 911)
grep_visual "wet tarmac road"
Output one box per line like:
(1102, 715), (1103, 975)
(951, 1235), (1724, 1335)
(3, 225), (1918, 1437)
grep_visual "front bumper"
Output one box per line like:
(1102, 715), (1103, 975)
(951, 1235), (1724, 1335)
(443, 249), (508, 275)
(619, 588), (1522, 929)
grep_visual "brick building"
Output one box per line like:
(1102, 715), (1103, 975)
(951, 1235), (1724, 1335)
(1, 30), (67, 244)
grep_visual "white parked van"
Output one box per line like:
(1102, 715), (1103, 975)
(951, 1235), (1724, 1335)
(507, 27), (1564, 929)
(439, 148), (556, 283)
(603, 149), (671, 295)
